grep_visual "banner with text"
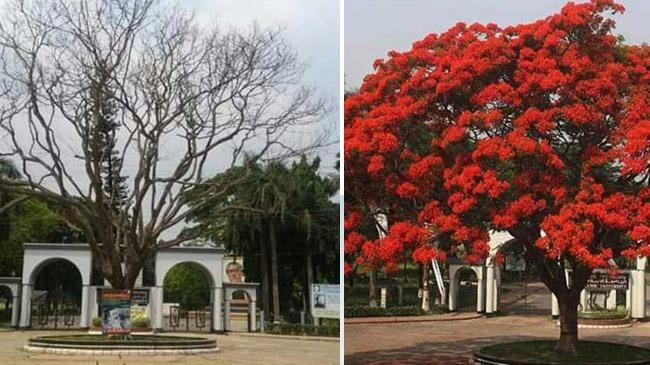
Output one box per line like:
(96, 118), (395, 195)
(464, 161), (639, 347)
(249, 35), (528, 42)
(101, 290), (132, 334)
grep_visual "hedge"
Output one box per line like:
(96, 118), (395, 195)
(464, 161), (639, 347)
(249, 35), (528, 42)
(264, 323), (339, 337)
(344, 304), (447, 318)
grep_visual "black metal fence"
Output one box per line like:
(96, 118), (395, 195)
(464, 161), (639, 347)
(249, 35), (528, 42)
(164, 305), (212, 332)
(30, 301), (81, 329)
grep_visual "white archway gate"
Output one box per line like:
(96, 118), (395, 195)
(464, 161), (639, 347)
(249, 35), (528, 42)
(11, 242), (259, 332)
(19, 243), (92, 328)
(448, 259), (485, 313)
(447, 231), (511, 314)
(154, 246), (225, 332)
(0, 277), (21, 327)
(223, 282), (259, 332)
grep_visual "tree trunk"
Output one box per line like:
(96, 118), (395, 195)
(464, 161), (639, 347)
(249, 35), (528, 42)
(258, 228), (270, 320)
(306, 252), (313, 313)
(556, 293), (579, 354)
(369, 270), (377, 307)
(269, 222), (281, 323)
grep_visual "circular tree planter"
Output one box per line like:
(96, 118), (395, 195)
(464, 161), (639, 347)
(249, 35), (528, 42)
(25, 334), (218, 355)
(577, 317), (632, 328)
(473, 341), (650, 365)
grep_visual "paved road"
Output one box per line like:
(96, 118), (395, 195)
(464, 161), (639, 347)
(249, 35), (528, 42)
(346, 314), (650, 365)
(346, 280), (650, 365)
(0, 330), (339, 365)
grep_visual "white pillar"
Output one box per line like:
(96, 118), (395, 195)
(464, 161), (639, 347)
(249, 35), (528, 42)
(19, 283), (32, 328)
(212, 287), (223, 332)
(606, 289), (617, 310)
(580, 289), (588, 311)
(249, 300), (256, 332)
(224, 300), (231, 331)
(448, 269), (458, 311)
(152, 286), (163, 330)
(631, 269), (646, 319)
(551, 294), (559, 318)
(626, 285), (631, 311)
(89, 286), (98, 319)
(485, 265), (495, 314)
(11, 294), (20, 327)
(476, 276), (485, 313)
(80, 284), (89, 328)
(493, 267), (500, 312)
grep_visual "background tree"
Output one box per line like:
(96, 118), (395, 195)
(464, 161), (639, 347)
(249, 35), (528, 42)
(163, 263), (210, 310)
(187, 155), (338, 322)
(0, 158), (84, 276)
(0, 0), (328, 289)
(345, 0), (650, 354)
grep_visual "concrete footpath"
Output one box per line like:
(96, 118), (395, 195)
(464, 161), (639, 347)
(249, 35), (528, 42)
(0, 330), (340, 365)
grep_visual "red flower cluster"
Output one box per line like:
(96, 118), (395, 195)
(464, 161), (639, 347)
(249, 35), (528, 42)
(345, 0), (650, 275)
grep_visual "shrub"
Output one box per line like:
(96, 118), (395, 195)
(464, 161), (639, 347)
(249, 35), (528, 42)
(578, 308), (628, 319)
(344, 304), (447, 318)
(264, 323), (339, 337)
(132, 317), (151, 328)
(92, 316), (102, 327)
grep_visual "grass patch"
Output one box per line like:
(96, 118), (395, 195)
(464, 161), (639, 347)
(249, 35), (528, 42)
(264, 323), (339, 337)
(30, 334), (214, 347)
(477, 340), (650, 364)
(578, 309), (628, 319)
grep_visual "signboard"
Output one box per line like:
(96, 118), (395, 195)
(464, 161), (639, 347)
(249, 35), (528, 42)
(586, 272), (628, 291)
(131, 289), (149, 306)
(311, 284), (340, 319)
(380, 288), (387, 308)
(100, 290), (132, 334)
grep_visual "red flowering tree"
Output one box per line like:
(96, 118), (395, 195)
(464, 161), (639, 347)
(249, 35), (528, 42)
(345, 0), (650, 354)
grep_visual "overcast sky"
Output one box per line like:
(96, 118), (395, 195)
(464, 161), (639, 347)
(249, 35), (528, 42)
(192, 0), (340, 172)
(0, 0), (340, 240)
(345, 0), (650, 89)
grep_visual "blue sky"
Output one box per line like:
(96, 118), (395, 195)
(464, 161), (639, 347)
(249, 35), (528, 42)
(345, 0), (650, 88)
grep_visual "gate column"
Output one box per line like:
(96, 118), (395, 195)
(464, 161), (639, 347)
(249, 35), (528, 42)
(11, 292), (20, 327)
(19, 283), (32, 328)
(249, 300), (256, 331)
(152, 286), (163, 331)
(212, 286), (223, 331)
(631, 256), (646, 319)
(80, 284), (89, 328)
(485, 264), (495, 314)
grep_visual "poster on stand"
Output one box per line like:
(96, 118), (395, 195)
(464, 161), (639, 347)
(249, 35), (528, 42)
(101, 290), (132, 334)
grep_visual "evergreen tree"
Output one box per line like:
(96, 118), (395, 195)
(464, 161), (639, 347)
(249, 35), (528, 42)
(85, 68), (129, 213)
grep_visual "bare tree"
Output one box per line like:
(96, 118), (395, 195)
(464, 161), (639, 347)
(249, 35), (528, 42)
(0, 0), (328, 289)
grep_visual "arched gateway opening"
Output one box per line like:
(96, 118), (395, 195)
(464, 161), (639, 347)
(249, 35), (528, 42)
(0, 285), (12, 325)
(162, 262), (213, 332)
(19, 243), (92, 329)
(30, 259), (82, 329)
